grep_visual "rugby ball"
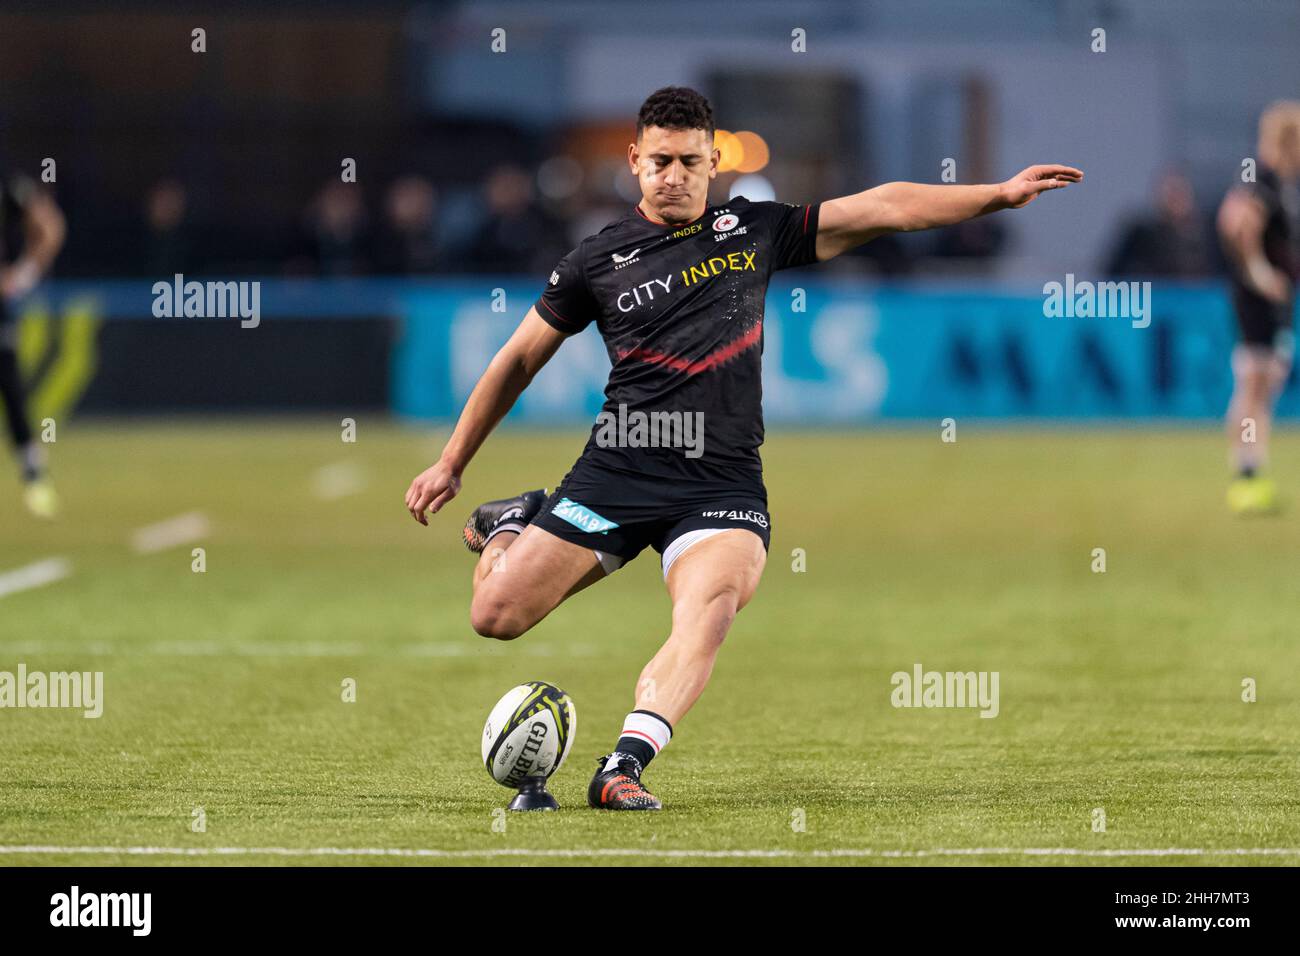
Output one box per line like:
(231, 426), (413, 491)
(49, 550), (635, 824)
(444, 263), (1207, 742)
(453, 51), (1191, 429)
(481, 682), (577, 788)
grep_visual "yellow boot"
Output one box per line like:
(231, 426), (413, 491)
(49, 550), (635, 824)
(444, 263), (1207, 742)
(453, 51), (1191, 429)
(22, 480), (60, 519)
(1227, 476), (1279, 516)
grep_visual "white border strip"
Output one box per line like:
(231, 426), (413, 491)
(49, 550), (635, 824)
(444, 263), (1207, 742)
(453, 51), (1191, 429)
(311, 461), (368, 501)
(130, 512), (209, 554)
(1, 846), (1298, 860)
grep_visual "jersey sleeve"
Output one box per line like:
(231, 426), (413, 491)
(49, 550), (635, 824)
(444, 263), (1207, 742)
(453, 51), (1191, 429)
(764, 200), (822, 271)
(535, 242), (598, 334)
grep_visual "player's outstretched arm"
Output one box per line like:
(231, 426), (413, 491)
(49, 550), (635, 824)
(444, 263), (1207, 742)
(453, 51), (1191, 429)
(405, 307), (566, 524)
(0, 190), (66, 300)
(814, 164), (1083, 262)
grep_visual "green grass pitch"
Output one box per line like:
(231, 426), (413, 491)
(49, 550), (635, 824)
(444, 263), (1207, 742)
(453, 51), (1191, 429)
(1, 420), (1298, 866)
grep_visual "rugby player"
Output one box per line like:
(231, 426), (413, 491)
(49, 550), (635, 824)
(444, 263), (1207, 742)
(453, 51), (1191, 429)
(405, 86), (1081, 809)
(0, 169), (65, 518)
(1218, 101), (1300, 515)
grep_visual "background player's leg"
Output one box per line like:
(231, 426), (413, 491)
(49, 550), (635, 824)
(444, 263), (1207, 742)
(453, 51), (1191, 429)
(1266, 349), (1292, 405)
(1225, 343), (1289, 513)
(469, 524), (607, 640)
(0, 342), (48, 494)
(1226, 345), (1284, 474)
(0, 344), (35, 461)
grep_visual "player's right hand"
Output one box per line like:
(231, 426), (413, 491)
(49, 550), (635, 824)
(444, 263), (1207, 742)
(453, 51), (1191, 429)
(0, 259), (41, 302)
(405, 461), (462, 525)
(1244, 255), (1292, 305)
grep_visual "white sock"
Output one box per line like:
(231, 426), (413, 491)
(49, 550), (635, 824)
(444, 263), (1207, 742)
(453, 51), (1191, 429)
(605, 710), (672, 771)
(483, 521), (526, 547)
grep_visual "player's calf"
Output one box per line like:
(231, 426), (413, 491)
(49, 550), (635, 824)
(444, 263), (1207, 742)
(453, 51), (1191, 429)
(587, 530), (765, 810)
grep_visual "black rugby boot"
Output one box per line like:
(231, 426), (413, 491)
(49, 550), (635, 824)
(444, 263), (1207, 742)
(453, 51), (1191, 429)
(462, 488), (548, 553)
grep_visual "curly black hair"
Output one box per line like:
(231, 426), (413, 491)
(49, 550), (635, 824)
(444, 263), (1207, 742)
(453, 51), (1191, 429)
(636, 86), (715, 140)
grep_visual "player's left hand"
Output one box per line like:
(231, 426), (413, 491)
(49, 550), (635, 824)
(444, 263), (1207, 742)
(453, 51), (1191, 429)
(998, 165), (1083, 209)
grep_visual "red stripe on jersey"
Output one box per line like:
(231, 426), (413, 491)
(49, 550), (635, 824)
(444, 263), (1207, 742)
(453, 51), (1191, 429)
(538, 299), (578, 330)
(615, 320), (762, 376)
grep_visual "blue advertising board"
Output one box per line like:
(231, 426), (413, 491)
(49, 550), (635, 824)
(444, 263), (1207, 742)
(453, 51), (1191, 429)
(392, 279), (1296, 422)
(26, 278), (1296, 420)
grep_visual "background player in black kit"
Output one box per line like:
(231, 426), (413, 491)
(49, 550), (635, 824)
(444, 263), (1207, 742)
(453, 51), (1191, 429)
(0, 169), (65, 519)
(405, 86), (1081, 809)
(1218, 101), (1300, 515)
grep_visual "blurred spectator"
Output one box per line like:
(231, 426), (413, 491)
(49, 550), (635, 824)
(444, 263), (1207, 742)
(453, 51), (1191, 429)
(294, 180), (371, 276)
(840, 232), (914, 276)
(930, 218), (1006, 261)
(374, 175), (440, 275)
(1105, 170), (1212, 277)
(140, 178), (195, 276)
(460, 163), (566, 274)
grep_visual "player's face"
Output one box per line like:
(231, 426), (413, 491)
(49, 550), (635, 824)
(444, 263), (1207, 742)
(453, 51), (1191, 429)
(630, 126), (718, 223)
(1283, 132), (1300, 178)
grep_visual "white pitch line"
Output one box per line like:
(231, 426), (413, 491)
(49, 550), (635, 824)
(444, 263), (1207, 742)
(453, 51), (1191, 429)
(0, 640), (635, 661)
(131, 512), (210, 554)
(0, 557), (72, 599)
(0, 640), (574, 658)
(311, 461), (369, 501)
(1, 846), (1298, 860)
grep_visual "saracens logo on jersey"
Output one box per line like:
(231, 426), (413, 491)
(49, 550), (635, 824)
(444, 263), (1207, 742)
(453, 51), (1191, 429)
(711, 213), (748, 242)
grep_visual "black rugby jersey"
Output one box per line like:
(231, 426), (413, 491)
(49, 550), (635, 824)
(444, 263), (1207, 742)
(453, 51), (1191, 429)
(0, 174), (36, 325)
(1229, 167), (1299, 308)
(535, 195), (821, 480)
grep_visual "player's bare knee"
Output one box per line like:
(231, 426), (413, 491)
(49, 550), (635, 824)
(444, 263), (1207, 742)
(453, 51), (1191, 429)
(471, 613), (527, 641)
(469, 596), (531, 641)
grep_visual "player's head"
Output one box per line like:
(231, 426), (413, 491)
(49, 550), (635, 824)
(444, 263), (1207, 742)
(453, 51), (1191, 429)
(1257, 100), (1300, 177)
(629, 86), (718, 223)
